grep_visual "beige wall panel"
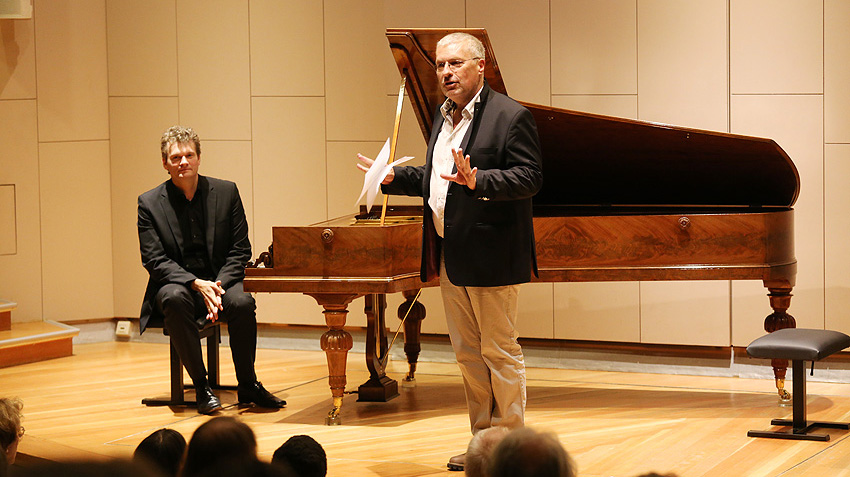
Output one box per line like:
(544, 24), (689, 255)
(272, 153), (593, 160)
(249, 0), (323, 97)
(637, 0), (727, 131)
(40, 141), (114, 321)
(255, 293), (330, 326)
(517, 283), (554, 339)
(34, 0), (109, 142)
(825, 144), (850, 333)
(731, 95), (824, 346)
(468, 0), (550, 105)
(396, 287), (447, 335)
(732, 280), (792, 346)
(0, 19), (36, 99)
(554, 282), (640, 343)
(0, 185), (14, 255)
(109, 97), (179, 318)
(256, 287), (446, 330)
(177, 0), (250, 140)
(382, 0), (462, 30)
(257, 290), (430, 328)
(551, 95), (638, 120)
(730, 0), (822, 94)
(0, 100), (41, 322)
(325, 0), (392, 141)
(106, 0), (177, 97)
(825, 0), (850, 143)
(381, 0), (464, 96)
(251, 96), (326, 251)
(641, 281), (729, 346)
(551, 0), (637, 95)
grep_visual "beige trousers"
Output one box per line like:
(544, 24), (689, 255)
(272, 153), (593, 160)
(440, 257), (527, 434)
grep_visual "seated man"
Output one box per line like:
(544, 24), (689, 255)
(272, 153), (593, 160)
(138, 125), (284, 414)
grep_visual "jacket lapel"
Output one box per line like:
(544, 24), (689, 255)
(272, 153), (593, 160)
(158, 184), (184, 253)
(459, 82), (490, 153)
(424, 108), (444, 200)
(204, 176), (217, 262)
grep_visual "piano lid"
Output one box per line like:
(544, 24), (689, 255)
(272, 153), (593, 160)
(386, 28), (800, 209)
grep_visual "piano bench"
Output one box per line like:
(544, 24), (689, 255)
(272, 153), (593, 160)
(141, 321), (237, 408)
(746, 328), (850, 441)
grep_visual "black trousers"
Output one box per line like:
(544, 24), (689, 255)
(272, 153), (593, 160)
(155, 281), (257, 387)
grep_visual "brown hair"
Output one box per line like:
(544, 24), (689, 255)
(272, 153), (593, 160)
(160, 126), (201, 160)
(0, 397), (23, 451)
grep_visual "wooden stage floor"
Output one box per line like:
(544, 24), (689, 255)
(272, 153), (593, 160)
(4, 341), (850, 476)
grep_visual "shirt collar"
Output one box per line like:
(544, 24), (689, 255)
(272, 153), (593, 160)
(440, 85), (485, 122)
(166, 176), (206, 203)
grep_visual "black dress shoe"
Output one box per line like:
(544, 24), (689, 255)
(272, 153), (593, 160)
(196, 385), (223, 415)
(238, 381), (286, 408)
(447, 453), (465, 471)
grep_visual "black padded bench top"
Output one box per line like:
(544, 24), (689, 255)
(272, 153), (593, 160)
(747, 328), (850, 361)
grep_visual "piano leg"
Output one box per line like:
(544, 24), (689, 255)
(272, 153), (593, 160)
(398, 288), (426, 387)
(311, 293), (357, 425)
(765, 287), (797, 404)
(358, 293), (399, 402)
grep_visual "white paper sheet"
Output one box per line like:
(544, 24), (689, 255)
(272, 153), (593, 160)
(355, 138), (414, 212)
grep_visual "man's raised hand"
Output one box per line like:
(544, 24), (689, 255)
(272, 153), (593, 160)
(357, 153), (395, 184)
(440, 148), (477, 190)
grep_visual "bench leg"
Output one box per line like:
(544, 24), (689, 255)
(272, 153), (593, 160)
(142, 340), (195, 406)
(748, 360), (850, 441)
(142, 326), (235, 407)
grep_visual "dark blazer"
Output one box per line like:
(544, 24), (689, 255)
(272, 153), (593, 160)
(137, 175), (252, 332)
(383, 82), (543, 287)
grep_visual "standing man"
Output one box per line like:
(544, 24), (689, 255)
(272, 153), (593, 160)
(138, 125), (285, 414)
(357, 32), (542, 471)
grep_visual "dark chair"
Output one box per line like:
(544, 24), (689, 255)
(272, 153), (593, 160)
(747, 328), (850, 441)
(142, 321), (237, 408)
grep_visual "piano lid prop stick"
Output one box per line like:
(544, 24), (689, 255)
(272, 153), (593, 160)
(380, 75), (407, 226)
(381, 287), (422, 369)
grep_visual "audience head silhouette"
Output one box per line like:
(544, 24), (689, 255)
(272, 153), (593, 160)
(12, 459), (164, 477)
(465, 426), (510, 477)
(0, 397), (24, 468)
(0, 446), (7, 477)
(134, 428), (186, 477)
(182, 416), (257, 477)
(197, 458), (295, 477)
(488, 427), (576, 477)
(271, 434), (326, 477)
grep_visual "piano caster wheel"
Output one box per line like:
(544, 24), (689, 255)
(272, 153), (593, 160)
(325, 408), (342, 426)
(325, 413), (342, 426)
(325, 397), (342, 425)
(776, 379), (792, 407)
(402, 375), (416, 389)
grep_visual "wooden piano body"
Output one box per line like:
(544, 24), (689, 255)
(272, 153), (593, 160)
(244, 29), (800, 423)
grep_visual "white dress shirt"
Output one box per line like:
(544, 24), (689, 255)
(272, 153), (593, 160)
(429, 86), (484, 237)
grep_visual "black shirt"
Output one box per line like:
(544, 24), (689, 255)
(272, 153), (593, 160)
(166, 179), (215, 282)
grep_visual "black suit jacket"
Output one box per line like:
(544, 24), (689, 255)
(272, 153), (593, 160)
(137, 175), (252, 332)
(383, 83), (543, 287)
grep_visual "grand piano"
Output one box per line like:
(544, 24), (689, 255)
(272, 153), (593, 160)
(244, 28), (800, 424)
